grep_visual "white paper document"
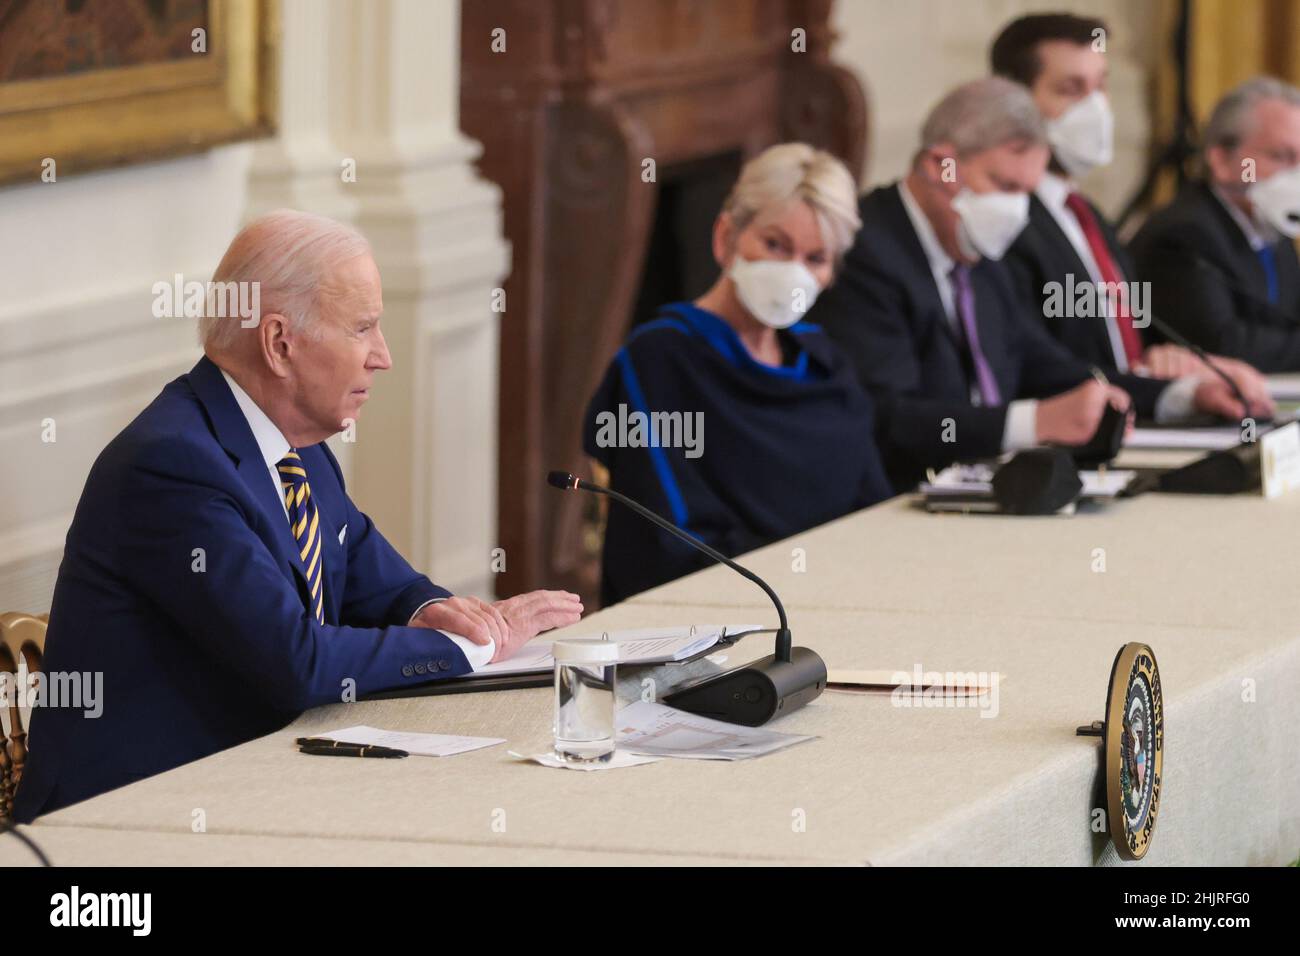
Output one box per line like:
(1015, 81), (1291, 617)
(1267, 374), (1300, 401)
(509, 750), (660, 772)
(317, 725), (504, 757)
(920, 463), (1133, 498)
(1079, 470), (1136, 497)
(614, 701), (815, 760)
(470, 624), (763, 678)
(918, 462), (998, 495)
(1125, 426), (1246, 450)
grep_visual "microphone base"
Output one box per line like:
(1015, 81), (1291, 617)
(1156, 441), (1261, 494)
(662, 646), (827, 726)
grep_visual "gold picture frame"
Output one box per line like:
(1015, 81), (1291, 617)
(0, 0), (277, 187)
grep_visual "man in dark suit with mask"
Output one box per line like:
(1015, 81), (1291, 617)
(995, 13), (1272, 410)
(1131, 76), (1300, 372)
(809, 78), (1245, 490)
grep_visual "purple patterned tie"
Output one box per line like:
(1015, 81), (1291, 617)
(949, 264), (1002, 407)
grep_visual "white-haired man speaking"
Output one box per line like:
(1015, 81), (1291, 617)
(14, 210), (582, 821)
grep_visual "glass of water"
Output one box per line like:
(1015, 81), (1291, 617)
(553, 639), (619, 763)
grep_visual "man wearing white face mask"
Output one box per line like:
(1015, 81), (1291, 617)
(996, 14), (1272, 419)
(584, 144), (892, 605)
(811, 77), (1163, 489)
(1132, 76), (1300, 371)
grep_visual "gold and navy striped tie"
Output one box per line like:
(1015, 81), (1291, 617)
(277, 451), (325, 624)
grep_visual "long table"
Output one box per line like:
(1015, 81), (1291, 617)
(17, 492), (1300, 866)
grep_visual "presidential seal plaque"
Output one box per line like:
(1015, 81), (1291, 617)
(1076, 643), (1164, 860)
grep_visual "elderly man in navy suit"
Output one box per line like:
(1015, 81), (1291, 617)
(14, 210), (582, 821)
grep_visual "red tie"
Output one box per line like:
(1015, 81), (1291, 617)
(1063, 192), (1144, 368)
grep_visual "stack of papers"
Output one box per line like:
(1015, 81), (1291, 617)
(1124, 426), (1248, 451)
(510, 702), (813, 771)
(468, 624), (762, 678)
(919, 462), (1134, 504)
(615, 701), (815, 760)
(1267, 375), (1300, 401)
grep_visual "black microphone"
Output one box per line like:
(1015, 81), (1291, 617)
(1127, 307), (1274, 497)
(547, 470), (826, 726)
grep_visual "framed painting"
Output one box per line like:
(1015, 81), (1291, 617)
(0, 0), (277, 186)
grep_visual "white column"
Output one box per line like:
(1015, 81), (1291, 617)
(245, 0), (357, 220)
(243, 0), (361, 477)
(326, 0), (507, 597)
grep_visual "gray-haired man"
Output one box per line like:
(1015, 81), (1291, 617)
(1132, 76), (1300, 371)
(808, 78), (1246, 490)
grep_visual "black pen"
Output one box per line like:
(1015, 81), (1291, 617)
(296, 737), (375, 748)
(299, 744), (408, 758)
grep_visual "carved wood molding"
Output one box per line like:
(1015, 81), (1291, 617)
(460, 0), (867, 600)
(542, 99), (657, 575)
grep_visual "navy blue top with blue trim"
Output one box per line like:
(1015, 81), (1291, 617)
(584, 302), (892, 605)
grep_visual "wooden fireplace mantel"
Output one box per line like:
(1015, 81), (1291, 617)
(460, 0), (867, 603)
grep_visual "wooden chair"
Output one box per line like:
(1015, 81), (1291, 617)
(0, 612), (47, 824)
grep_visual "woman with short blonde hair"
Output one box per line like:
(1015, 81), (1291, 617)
(719, 142), (862, 270)
(584, 143), (891, 605)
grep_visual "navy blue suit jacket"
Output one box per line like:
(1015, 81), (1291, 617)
(1130, 180), (1300, 371)
(1006, 193), (1142, 369)
(809, 183), (1093, 489)
(14, 356), (471, 821)
(1004, 193), (1167, 418)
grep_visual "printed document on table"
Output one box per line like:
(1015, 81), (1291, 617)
(1125, 426), (1247, 450)
(921, 463), (1133, 497)
(471, 624), (764, 677)
(1267, 374), (1300, 401)
(615, 701), (815, 760)
(318, 725), (504, 756)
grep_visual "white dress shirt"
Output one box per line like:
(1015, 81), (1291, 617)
(1211, 183), (1274, 250)
(221, 368), (293, 519)
(218, 368), (493, 668)
(1036, 172), (1132, 372)
(1036, 173), (1198, 422)
(896, 180), (1038, 450)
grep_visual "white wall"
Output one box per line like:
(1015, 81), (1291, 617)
(0, 147), (253, 613)
(832, 0), (1161, 216)
(0, 0), (504, 613)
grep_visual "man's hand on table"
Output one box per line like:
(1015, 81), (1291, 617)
(1192, 375), (1276, 421)
(410, 590), (584, 664)
(487, 590), (585, 662)
(1142, 345), (1274, 418)
(1036, 378), (1132, 445)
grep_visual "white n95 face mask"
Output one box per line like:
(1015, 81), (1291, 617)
(1046, 91), (1115, 178)
(729, 256), (822, 329)
(1247, 164), (1300, 238)
(950, 188), (1030, 261)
